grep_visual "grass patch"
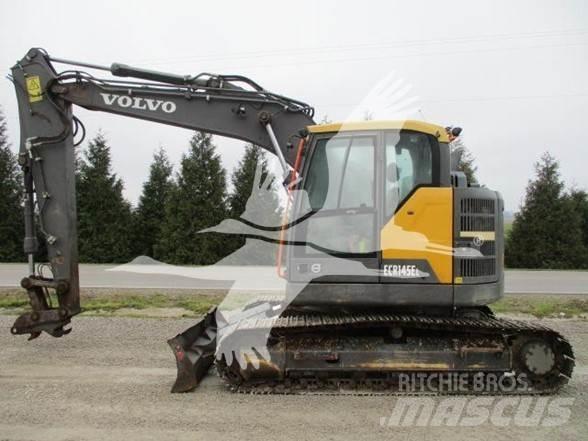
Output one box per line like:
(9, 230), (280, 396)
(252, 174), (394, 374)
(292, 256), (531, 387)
(0, 291), (29, 308)
(493, 296), (588, 318)
(171, 296), (222, 315)
(2, 288), (587, 319)
(84, 294), (167, 312)
(83, 293), (222, 315)
(0, 289), (223, 316)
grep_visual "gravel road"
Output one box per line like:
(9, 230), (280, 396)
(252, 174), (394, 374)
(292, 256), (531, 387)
(1, 315), (587, 441)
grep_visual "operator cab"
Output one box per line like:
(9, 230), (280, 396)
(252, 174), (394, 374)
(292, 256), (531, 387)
(299, 122), (449, 253)
(285, 120), (503, 307)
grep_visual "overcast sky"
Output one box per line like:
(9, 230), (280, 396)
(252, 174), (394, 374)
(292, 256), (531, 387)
(1, 0), (587, 211)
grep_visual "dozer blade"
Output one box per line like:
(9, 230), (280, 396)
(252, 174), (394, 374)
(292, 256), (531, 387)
(167, 306), (217, 393)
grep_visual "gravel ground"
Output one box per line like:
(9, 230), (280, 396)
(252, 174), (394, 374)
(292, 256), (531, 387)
(0, 315), (587, 441)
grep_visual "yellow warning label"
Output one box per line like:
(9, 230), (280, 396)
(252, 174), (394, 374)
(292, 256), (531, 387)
(26, 76), (43, 103)
(454, 277), (463, 284)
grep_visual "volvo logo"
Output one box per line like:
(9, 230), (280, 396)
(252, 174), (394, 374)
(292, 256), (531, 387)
(310, 263), (322, 274)
(472, 236), (485, 247)
(100, 93), (177, 113)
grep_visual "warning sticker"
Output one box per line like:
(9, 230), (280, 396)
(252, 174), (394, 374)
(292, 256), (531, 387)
(25, 75), (43, 103)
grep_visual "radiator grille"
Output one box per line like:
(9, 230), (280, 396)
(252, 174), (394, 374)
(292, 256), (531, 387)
(460, 215), (495, 231)
(456, 196), (499, 280)
(460, 198), (495, 214)
(479, 241), (495, 256)
(459, 258), (496, 278)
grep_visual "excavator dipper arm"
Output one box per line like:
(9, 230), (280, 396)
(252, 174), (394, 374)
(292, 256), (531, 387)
(9, 48), (314, 339)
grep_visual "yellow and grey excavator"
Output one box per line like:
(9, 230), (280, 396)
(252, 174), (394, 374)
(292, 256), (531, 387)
(9, 48), (574, 394)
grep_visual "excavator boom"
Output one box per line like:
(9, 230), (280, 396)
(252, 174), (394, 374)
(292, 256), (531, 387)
(9, 48), (314, 338)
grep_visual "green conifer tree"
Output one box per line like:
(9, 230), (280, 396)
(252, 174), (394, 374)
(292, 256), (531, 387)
(77, 132), (133, 262)
(567, 189), (588, 268)
(450, 138), (478, 185)
(156, 132), (228, 265)
(225, 144), (283, 264)
(0, 107), (24, 261)
(133, 148), (173, 258)
(506, 152), (586, 269)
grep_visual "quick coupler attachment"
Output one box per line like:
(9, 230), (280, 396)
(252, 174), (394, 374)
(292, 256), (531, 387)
(168, 306), (218, 393)
(11, 277), (78, 340)
(11, 308), (72, 339)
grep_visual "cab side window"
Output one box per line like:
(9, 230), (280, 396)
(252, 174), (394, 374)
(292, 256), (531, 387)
(385, 132), (433, 218)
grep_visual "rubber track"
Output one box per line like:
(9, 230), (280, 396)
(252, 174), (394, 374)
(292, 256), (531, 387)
(217, 312), (575, 395)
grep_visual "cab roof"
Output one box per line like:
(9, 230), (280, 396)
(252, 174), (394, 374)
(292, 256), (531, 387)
(307, 119), (449, 143)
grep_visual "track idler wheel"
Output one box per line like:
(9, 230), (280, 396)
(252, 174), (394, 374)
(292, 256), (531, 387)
(512, 334), (575, 391)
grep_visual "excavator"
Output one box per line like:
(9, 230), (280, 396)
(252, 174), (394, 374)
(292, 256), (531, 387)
(8, 48), (574, 394)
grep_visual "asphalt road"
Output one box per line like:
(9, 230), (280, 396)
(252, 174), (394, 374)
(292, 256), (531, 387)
(504, 270), (588, 294)
(0, 263), (587, 294)
(1, 315), (586, 441)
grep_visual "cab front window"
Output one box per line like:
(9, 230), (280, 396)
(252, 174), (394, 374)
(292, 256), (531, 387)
(300, 135), (376, 255)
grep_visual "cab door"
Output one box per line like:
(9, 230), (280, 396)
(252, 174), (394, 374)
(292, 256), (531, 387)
(378, 130), (453, 285)
(287, 132), (381, 284)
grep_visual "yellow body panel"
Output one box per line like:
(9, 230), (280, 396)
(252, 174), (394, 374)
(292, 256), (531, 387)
(308, 119), (449, 143)
(380, 187), (454, 283)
